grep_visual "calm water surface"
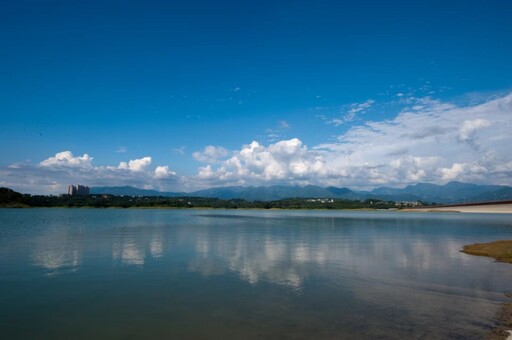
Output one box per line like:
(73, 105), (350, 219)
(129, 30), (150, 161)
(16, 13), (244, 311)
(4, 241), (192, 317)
(0, 208), (511, 339)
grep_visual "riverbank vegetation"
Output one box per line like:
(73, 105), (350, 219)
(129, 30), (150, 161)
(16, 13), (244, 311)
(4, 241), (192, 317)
(0, 187), (414, 210)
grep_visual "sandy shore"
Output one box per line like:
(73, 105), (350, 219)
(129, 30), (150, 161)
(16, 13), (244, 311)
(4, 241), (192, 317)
(406, 203), (512, 214)
(462, 241), (512, 264)
(462, 241), (512, 339)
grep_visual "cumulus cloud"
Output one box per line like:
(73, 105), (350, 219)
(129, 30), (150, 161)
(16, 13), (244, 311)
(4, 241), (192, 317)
(40, 151), (93, 168)
(3, 92), (512, 194)
(154, 165), (176, 179)
(118, 157), (152, 172)
(192, 146), (229, 163)
(440, 162), (487, 181)
(197, 138), (326, 185)
(3, 153), (178, 194)
(195, 93), (512, 188)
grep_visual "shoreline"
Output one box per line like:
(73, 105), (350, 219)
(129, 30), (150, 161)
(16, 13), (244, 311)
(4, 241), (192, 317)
(404, 203), (512, 214)
(0, 205), (382, 212)
(461, 241), (512, 264)
(2, 204), (512, 213)
(462, 241), (512, 339)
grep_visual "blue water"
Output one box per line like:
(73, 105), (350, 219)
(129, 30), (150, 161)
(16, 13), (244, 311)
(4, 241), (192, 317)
(0, 208), (511, 339)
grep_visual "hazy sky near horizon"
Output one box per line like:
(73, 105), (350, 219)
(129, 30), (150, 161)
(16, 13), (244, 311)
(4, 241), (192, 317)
(1, 0), (512, 194)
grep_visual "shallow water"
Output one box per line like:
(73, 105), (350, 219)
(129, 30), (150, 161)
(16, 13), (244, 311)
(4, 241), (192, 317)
(0, 208), (511, 339)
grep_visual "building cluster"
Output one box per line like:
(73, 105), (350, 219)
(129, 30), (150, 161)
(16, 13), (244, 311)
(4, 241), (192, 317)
(68, 184), (90, 196)
(395, 201), (423, 207)
(306, 198), (335, 203)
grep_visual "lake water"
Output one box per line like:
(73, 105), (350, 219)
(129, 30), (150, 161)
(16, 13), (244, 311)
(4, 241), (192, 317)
(0, 208), (511, 339)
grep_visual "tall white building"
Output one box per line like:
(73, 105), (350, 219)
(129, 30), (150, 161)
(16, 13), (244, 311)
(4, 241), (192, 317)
(68, 184), (90, 196)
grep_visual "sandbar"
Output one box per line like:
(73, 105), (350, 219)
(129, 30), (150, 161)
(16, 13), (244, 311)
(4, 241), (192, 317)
(407, 203), (512, 214)
(462, 241), (512, 339)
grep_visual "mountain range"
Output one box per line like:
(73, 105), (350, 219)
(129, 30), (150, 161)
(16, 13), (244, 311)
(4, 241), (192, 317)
(90, 182), (512, 204)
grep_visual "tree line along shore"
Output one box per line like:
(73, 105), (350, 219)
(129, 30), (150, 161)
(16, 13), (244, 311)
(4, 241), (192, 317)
(0, 187), (427, 210)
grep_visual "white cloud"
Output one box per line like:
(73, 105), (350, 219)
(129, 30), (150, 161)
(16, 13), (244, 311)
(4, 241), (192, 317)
(118, 157), (152, 172)
(279, 120), (290, 129)
(192, 146), (229, 163)
(154, 165), (176, 179)
(328, 99), (375, 126)
(171, 146), (186, 155)
(458, 118), (491, 142)
(440, 162), (487, 181)
(198, 165), (214, 178)
(264, 120), (292, 142)
(197, 138), (326, 184)
(348, 99), (375, 114)
(195, 93), (512, 188)
(3, 92), (512, 194)
(40, 151), (93, 168)
(3, 153), (178, 194)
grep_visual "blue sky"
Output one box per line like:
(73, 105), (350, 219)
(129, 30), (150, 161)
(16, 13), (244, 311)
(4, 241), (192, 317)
(1, 0), (512, 194)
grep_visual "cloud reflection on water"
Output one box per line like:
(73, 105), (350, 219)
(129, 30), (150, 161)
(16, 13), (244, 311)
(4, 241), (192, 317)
(30, 227), (81, 275)
(27, 212), (510, 297)
(112, 240), (145, 265)
(30, 225), (170, 273)
(16, 210), (512, 339)
(177, 217), (511, 296)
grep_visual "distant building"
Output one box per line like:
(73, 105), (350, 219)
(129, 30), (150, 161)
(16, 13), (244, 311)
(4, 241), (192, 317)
(306, 198), (334, 203)
(68, 184), (90, 196)
(395, 200), (423, 207)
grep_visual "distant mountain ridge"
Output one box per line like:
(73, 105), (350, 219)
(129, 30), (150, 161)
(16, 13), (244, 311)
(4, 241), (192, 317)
(91, 182), (512, 204)
(91, 186), (184, 197)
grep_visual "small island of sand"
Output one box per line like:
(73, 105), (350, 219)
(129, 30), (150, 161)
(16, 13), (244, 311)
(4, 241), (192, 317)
(462, 240), (512, 264)
(406, 203), (512, 214)
(462, 241), (512, 339)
